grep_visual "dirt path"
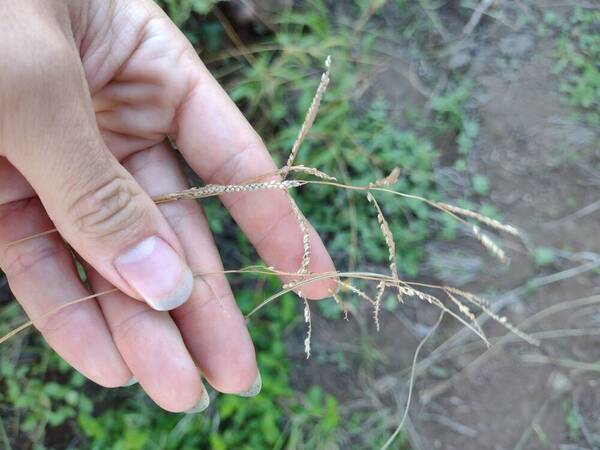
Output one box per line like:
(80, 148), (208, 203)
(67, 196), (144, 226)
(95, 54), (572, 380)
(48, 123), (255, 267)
(411, 37), (600, 450)
(398, 17), (600, 450)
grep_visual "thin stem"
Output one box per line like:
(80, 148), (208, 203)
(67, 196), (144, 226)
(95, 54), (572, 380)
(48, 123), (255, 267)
(381, 311), (445, 450)
(3, 176), (515, 254)
(1, 267), (526, 347)
(0, 289), (117, 345)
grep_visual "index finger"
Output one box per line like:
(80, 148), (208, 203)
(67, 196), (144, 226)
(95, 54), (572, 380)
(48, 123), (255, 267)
(175, 59), (336, 299)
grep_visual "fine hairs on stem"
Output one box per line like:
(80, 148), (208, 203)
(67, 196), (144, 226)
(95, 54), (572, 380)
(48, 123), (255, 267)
(0, 57), (535, 445)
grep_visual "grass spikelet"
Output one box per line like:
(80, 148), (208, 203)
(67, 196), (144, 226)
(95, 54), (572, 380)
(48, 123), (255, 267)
(289, 196), (311, 275)
(287, 165), (337, 181)
(445, 287), (539, 346)
(395, 284), (490, 346)
(366, 192), (401, 304)
(337, 279), (376, 305)
(290, 179), (516, 264)
(303, 295), (312, 359)
(444, 286), (491, 309)
(330, 288), (350, 321)
(471, 225), (508, 263)
(282, 55), (331, 176)
(444, 289), (485, 339)
(422, 295), (489, 347)
(374, 281), (385, 332)
(282, 279), (300, 290)
(369, 167), (401, 188)
(154, 179), (305, 203)
(438, 202), (520, 236)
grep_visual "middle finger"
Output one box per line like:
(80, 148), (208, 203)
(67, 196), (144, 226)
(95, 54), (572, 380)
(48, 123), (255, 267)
(122, 142), (260, 396)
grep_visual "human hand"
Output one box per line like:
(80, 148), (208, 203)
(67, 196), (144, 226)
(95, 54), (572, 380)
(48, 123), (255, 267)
(0, 0), (335, 412)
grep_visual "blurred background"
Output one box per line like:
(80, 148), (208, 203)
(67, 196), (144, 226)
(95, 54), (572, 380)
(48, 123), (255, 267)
(1, 1), (600, 448)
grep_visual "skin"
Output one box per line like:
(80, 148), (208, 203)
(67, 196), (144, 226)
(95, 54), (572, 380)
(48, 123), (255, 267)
(0, 0), (336, 412)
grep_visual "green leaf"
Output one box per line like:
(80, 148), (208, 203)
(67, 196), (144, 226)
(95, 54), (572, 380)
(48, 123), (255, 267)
(534, 247), (557, 267)
(472, 175), (490, 196)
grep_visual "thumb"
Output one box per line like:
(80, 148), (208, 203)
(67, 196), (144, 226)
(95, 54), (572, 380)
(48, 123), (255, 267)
(10, 143), (194, 312)
(3, 43), (192, 312)
(10, 137), (193, 312)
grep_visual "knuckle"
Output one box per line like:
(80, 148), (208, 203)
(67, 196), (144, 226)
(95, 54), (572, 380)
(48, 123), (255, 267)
(160, 201), (197, 237)
(174, 280), (233, 321)
(0, 199), (66, 279)
(207, 140), (265, 185)
(37, 304), (80, 338)
(68, 176), (147, 242)
(110, 308), (155, 344)
(1, 238), (64, 280)
(254, 207), (296, 252)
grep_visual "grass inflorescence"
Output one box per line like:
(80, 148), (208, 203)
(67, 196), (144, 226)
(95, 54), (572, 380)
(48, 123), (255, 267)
(0, 57), (535, 355)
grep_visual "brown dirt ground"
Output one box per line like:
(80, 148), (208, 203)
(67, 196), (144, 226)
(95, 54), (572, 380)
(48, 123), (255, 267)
(289, 4), (600, 450)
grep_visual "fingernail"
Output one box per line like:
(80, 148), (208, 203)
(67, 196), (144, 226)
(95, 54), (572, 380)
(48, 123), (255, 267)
(123, 376), (137, 387)
(185, 387), (210, 414)
(115, 236), (194, 311)
(238, 372), (262, 397)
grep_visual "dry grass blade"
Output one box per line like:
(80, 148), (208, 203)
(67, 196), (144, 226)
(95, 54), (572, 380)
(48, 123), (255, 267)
(281, 55), (331, 177)
(3, 229), (58, 248)
(0, 321), (32, 346)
